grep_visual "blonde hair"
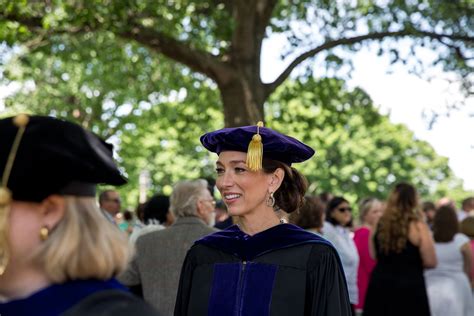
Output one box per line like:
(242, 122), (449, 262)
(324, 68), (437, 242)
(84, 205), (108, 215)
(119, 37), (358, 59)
(358, 197), (382, 224)
(170, 179), (209, 218)
(33, 196), (132, 283)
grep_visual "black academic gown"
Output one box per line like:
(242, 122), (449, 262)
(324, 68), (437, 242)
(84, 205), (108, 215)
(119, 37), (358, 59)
(0, 279), (159, 316)
(174, 224), (351, 316)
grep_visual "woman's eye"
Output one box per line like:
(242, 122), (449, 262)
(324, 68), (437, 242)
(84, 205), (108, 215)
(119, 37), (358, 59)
(215, 168), (224, 174)
(235, 167), (246, 173)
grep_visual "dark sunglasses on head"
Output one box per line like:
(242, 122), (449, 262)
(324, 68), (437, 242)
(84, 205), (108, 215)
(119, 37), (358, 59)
(337, 207), (352, 213)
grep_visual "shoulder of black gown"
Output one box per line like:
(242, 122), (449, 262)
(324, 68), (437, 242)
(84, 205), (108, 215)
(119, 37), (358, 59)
(63, 289), (160, 316)
(194, 223), (334, 260)
(0, 279), (159, 316)
(305, 243), (352, 315)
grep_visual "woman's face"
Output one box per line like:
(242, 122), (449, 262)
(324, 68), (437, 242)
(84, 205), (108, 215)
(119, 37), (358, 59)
(215, 151), (272, 217)
(1, 201), (42, 275)
(364, 202), (383, 226)
(330, 201), (352, 226)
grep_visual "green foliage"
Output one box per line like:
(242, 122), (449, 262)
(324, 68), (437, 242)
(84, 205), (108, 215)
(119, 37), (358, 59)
(0, 28), (224, 205)
(1, 31), (195, 138)
(3, 71), (469, 208)
(0, 0), (472, 207)
(1, 0), (472, 90)
(266, 78), (469, 205)
(117, 84), (223, 205)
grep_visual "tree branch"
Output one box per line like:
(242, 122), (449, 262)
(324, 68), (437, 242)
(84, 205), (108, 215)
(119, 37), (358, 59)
(119, 24), (235, 84)
(1, 12), (93, 34)
(255, 0), (278, 39)
(1, 13), (43, 30)
(264, 29), (474, 97)
(1, 13), (236, 84)
(231, 1), (258, 60)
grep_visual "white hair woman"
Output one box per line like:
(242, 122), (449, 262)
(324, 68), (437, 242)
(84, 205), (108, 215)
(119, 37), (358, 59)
(0, 115), (158, 315)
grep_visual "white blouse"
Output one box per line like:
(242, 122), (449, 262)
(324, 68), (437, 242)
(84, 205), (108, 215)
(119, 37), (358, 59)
(322, 221), (359, 305)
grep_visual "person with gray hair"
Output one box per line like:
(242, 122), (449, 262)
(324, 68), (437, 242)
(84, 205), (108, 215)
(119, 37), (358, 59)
(118, 179), (217, 316)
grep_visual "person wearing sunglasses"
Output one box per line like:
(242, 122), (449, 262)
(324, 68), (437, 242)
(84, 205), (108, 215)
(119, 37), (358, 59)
(323, 196), (360, 315)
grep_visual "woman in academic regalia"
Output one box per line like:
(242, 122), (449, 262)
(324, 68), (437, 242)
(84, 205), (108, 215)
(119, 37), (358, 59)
(174, 122), (352, 316)
(0, 115), (159, 316)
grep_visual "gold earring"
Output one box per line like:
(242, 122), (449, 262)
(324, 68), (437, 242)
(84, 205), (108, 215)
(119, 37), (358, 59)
(39, 226), (49, 241)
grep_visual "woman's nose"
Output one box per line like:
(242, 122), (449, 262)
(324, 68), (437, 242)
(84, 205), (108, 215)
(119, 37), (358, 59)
(217, 170), (234, 189)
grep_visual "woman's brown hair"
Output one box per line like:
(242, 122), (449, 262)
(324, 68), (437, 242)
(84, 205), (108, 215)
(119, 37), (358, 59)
(289, 196), (325, 229)
(263, 159), (307, 213)
(433, 205), (459, 242)
(460, 217), (474, 238)
(377, 182), (420, 254)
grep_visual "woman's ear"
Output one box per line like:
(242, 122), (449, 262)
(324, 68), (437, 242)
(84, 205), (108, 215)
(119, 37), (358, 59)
(269, 168), (285, 193)
(39, 195), (66, 229)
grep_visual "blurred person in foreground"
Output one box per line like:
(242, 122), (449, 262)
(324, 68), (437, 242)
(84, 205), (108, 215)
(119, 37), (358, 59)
(174, 122), (351, 316)
(363, 182), (436, 316)
(289, 196), (325, 235)
(0, 115), (158, 316)
(353, 197), (383, 313)
(424, 205), (473, 316)
(119, 179), (217, 316)
(323, 196), (360, 314)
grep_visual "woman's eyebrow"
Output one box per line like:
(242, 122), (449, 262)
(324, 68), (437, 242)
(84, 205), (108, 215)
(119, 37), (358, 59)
(216, 160), (246, 166)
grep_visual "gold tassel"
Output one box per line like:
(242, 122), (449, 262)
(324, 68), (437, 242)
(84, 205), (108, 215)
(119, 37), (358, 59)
(246, 121), (264, 171)
(0, 114), (29, 275)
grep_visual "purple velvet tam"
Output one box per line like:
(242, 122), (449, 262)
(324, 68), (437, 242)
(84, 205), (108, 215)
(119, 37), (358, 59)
(200, 125), (315, 165)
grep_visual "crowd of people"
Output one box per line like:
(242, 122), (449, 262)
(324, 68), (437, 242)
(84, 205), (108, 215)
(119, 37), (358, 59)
(291, 187), (474, 316)
(0, 114), (473, 316)
(97, 169), (474, 316)
(99, 181), (474, 316)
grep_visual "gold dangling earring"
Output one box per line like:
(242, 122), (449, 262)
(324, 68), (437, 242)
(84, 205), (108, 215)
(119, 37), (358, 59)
(39, 226), (49, 241)
(266, 192), (275, 208)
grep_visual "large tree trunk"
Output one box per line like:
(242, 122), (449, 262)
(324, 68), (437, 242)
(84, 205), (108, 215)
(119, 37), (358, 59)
(219, 75), (265, 127)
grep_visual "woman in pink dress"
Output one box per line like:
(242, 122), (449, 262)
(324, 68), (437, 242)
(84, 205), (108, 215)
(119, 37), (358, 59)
(353, 198), (384, 312)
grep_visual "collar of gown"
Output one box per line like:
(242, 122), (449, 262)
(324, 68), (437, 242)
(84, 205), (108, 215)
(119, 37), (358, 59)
(196, 223), (333, 261)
